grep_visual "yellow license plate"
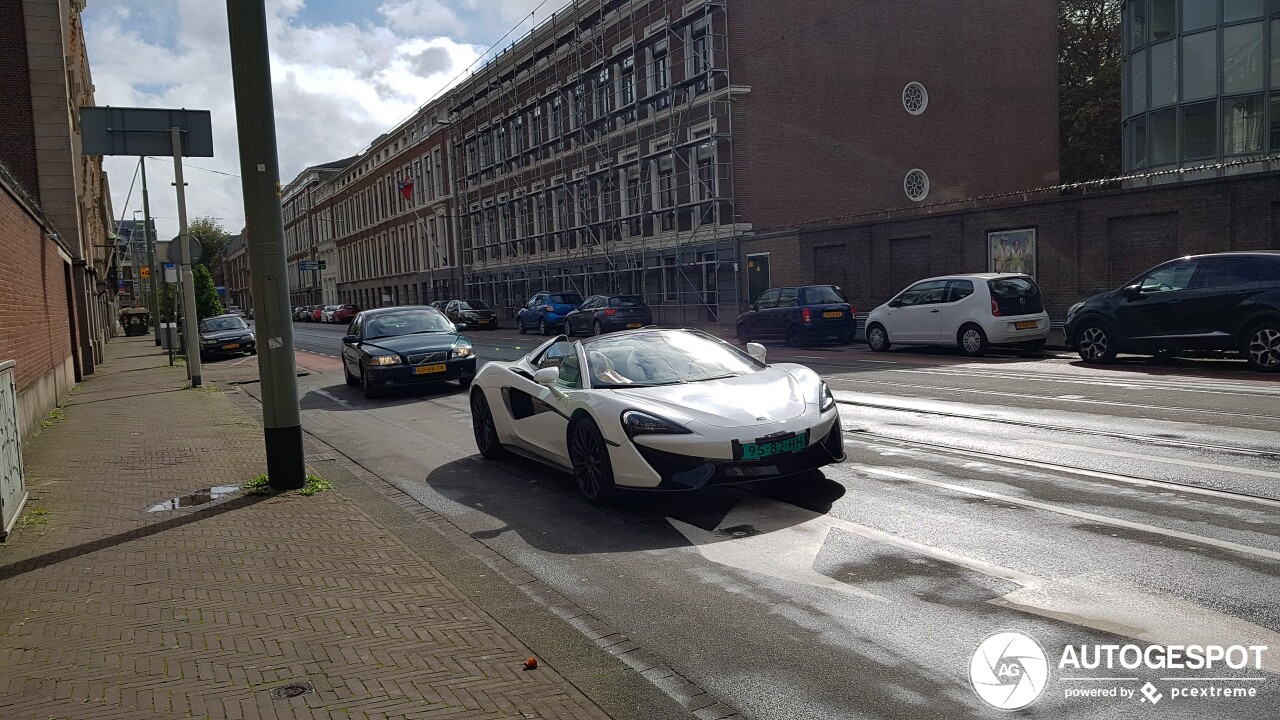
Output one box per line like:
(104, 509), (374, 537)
(222, 343), (240, 349)
(1015, 321), (1038, 330)
(627, 323), (642, 328)
(415, 363), (447, 375)
(822, 311), (843, 319)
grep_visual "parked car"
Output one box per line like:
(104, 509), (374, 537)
(244, 307), (254, 320)
(430, 300), (450, 313)
(340, 306), (476, 399)
(1064, 252), (1280, 372)
(226, 304), (244, 318)
(445, 299), (498, 330)
(308, 304), (326, 322)
(331, 304), (360, 324)
(736, 285), (856, 347)
(320, 304), (340, 323)
(564, 295), (653, 336)
(292, 307), (307, 321)
(468, 328), (844, 503)
(865, 274), (1049, 357)
(198, 314), (256, 360)
(516, 292), (583, 335)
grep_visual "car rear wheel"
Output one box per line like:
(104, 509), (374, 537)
(458, 376), (473, 389)
(568, 417), (616, 504)
(867, 323), (890, 352)
(1244, 322), (1280, 372)
(518, 318), (528, 334)
(593, 320), (604, 336)
(565, 319), (576, 337)
(1076, 322), (1117, 364)
(470, 389), (507, 460)
(958, 324), (989, 357)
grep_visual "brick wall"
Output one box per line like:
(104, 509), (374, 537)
(0, 0), (39, 198)
(741, 172), (1280, 320)
(0, 172), (73, 395)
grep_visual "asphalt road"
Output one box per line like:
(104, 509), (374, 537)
(241, 321), (1280, 719)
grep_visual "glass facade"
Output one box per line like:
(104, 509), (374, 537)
(1122, 0), (1280, 171)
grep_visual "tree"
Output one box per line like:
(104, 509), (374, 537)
(1060, 0), (1122, 183)
(187, 216), (231, 272)
(193, 263), (224, 320)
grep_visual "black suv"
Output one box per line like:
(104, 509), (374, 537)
(1064, 252), (1280, 372)
(736, 285), (856, 346)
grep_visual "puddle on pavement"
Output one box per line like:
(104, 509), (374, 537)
(147, 486), (240, 512)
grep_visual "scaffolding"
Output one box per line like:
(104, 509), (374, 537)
(447, 0), (743, 325)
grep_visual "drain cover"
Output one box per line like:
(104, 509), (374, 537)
(269, 681), (314, 700)
(304, 452), (336, 462)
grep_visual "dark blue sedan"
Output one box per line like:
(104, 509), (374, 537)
(340, 307), (476, 399)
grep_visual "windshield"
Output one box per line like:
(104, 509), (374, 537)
(584, 331), (760, 388)
(459, 300), (490, 310)
(364, 311), (454, 339)
(801, 286), (846, 305)
(201, 317), (247, 333)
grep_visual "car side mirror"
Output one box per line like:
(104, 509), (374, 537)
(342, 335), (359, 345)
(455, 323), (468, 331)
(534, 367), (559, 387)
(746, 342), (767, 363)
(1122, 284), (1143, 300)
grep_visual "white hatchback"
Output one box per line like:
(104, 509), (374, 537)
(865, 274), (1050, 356)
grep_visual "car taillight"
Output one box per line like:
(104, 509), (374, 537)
(802, 307), (812, 322)
(991, 298), (1001, 317)
(544, 305), (554, 312)
(605, 308), (616, 316)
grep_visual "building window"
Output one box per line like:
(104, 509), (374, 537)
(1222, 94), (1265, 153)
(1182, 0), (1216, 32)
(690, 19), (711, 76)
(1150, 0), (1176, 42)
(1182, 31), (1218, 101)
(657, 157), (676, 210)
(531, 106), (543, 147)
(1131, 49), (1148, 114)
(1129, 0), (1147, 52)
(903, 169), (929, 202)
(1150, 40), (1178, 107)
(596, 68), (612, 117)
(1150, 106), (1178, 164)
(1223, 22), (1264, 94)
(1128, 116), (1149, 168)
(695, 144), (716, 201)
(1181, 100), (1217, 159)
(902, 82), (928, 115)
(1270, 93), (1280, 150)
(1223, 0), (1264, 23)
(621, 56), (635, 106)
(552, 96), (564, 138)
(651, 41), (670, 95)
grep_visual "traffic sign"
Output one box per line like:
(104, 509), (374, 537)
(318, 260), (327, 270)
(169, 234), (203, 264)
(139, 265), (151, 280)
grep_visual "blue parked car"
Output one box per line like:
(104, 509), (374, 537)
(516, 291), (583, 335)
(736, 285), (857, 347)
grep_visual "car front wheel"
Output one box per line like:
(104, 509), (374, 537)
(736, 323), (751, 345)
(593, 320), (604, 336)
(470, 389), (507, 460)
(361, 366), (382, 399)
(1075, 322), (1117, 364)
(1244, 322), (1280, 372)
(867, 323), (890, 352)
(568, 417), (616, 504)
(539, 318), (550, 336)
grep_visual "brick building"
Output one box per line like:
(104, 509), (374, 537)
(283, 157), (354, 307)
(0, 0), (116, 378)
(218, 233), (252, 315)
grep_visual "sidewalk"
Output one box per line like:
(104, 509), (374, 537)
(0, 336), (615, 720)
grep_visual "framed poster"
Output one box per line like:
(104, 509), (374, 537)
(988, 229), (1036, 277)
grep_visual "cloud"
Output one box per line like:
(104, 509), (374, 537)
(378, 0), (464, 36)
(408, 46), (453, 77)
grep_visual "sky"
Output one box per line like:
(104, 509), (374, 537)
(83, 0), (574, 241)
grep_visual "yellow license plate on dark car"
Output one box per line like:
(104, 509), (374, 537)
(222, 343), (240, 349)
(1015, 321), (1038, 330)
(627, 323), (642, 328)
(823, 311), (843, 318)
(415, 363), (447, 375)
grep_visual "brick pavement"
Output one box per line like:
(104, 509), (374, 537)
(0, 336), (612, 720)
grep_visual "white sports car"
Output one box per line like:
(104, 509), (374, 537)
(469, 328), (845, 502)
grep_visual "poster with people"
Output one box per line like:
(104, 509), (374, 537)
(988, 229), (1036, 277)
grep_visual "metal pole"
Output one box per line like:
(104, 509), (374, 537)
(140, 159), (162, 346)
(226, 0), (306, 491)
(172, 127), (203, 388)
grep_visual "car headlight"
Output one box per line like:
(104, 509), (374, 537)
(1067, 302), (1084, 317)
(241, 335), (255, 342)
(368, 355), (401, 366)
(622, 410), (691, 436)
(820, 383), (836, 412)
(452, 345), (474, 359)
(201, 338), (218, 345)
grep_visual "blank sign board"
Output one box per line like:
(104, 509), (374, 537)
(80, 107), (214, 157)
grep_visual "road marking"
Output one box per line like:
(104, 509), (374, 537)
(1024, 440), (1280, 481)
(857, 466), (1280, 561)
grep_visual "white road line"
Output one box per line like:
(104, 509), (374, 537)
(1025, 439), (1280, 481)
(857, 466), (1280, 562)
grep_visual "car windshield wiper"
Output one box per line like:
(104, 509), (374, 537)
(594, 382), (673, 389)
(687, 373), (741, 383)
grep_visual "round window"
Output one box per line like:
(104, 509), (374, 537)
(902, 82), (928, 115)
(904, 169), (930, 202)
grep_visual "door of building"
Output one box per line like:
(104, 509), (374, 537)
(747, 254), (770, 305)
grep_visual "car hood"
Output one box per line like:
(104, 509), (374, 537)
(608, 366), (810, 428)
(202, 329), (252, 341)
(362, 333), (459, 355)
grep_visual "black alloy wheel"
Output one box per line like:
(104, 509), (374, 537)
(1076, 322), (1117, 364)
(1244, 322), (1280, 372)
(361, 365), (382, 399)
(593, 320), (604, 336)
(344, 362), (358, 386)
(568, 418), (616, 504)
(539, 318), (550, 336)
(470, 389), (506, 459)
(737, 323), (751, 345)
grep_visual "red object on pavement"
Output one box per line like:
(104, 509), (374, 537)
(524, 657), (538, 670)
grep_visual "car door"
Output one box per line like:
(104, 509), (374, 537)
(571, 297), (599, 334)
(504, 341), (577, 462)
(1115, 260), (1199, 349)
(341, 315), (363, 372)
(773, 288), (800, 335)
(888, 280), (949, 342)
(1182, 257), (1263, 350)
(750, 290), (780, 338)
(520, 294), (542, 328)
(940, 279), (977, 339)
